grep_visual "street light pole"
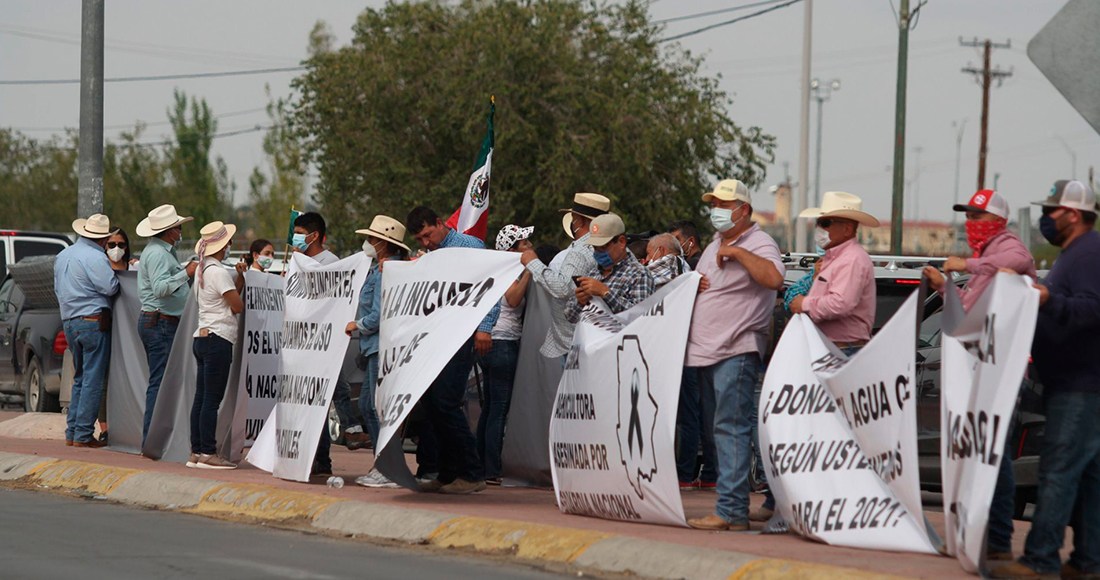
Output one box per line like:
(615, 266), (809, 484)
(1055, 135), (1077, 179)
(811, 78), (841, 209)
(77, 0), (105, 218)
(890, 0), (911, 255)
(952, 119), (967, 226)
(795, 0), (813, 253)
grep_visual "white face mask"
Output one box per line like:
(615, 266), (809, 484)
(257, 256), (274, 270)
(106, 247), (125, 263)
(813, 227), (832, 251)
(362, 239), (377, 259)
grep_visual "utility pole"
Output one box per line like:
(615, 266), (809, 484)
(890, 0), (919, 255)
(952, 119), (966, 226)
(795, 0), (813, 253)
(961, 38), (1012, 191)
(812, 78), (841, 209)
(77, 0), (105, 218)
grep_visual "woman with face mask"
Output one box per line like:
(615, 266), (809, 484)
(105, 229), (134, 272)
(245, 239), (275, 272)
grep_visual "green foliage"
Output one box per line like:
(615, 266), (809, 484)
(0, 129), (78, 231)
(290, 0), (776, 252)
(165, 89), (234, 228)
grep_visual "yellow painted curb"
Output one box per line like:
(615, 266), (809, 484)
(188, 483), (343, 521)
(729, 558), (905, 580)
(429, 516), (610, 563)
(27, 459), (137, 495)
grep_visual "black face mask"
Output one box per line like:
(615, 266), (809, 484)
(1039, 213), (1067, 246)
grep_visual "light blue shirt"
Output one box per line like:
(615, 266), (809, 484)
(137, 236), (190, 316)
(54, 237), (119, 320)
(355, 264), (383, 356)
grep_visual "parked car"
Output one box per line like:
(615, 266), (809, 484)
(0, 230), (72, 280)
(0, 270), (67, 412)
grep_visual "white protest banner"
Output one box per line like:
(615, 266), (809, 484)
(372, 248), (523, 488)
(237, 270), (285, 447)
(941, 273), (1038, 572)
(549, 273), (699, 527)
(760, 295), (938, 554)
(246, 252), (369, 481)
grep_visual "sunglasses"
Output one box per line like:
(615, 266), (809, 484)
(107, 242), (127, 249)
(816, 218), (835, 228)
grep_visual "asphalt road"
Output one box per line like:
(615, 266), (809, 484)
(0, 488), (569, 579)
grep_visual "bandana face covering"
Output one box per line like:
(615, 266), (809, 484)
(965, 219), (1005, 255)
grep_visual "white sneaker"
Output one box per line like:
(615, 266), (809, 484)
(195, 454), (237, 470)
(186, 453), (200, 468)
(355, 469), (399, 488)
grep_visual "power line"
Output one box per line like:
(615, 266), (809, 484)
(0, 66), (306, 86)
(660, 0), (802, 43)
(9, 106), (270, 133)
(40, 124), (275, 151)
(653, 0), (787, 25)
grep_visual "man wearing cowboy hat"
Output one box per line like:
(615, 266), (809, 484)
(347, 215), (410, 489)
(136, 204), (197, 442)
(519, 192), (610, 359)
(686, 179), (785, 531)
(54, 214), (121, 448)
(789, 191), (879, 352)
(992, 180), (1100, 579)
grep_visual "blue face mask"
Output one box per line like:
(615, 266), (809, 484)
(292, 233), (309, 252)
(1039, 214), (1066, 246)
(710, 206), (743, 233)
(593, 249), (614, 269)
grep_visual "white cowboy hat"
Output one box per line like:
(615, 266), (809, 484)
(194, 221), (237, 257)
(71, 214), (117, 239)
(799, 191), (881, 227)
(136, 204), (194, 237)
(560, 192), (611, 238)
(355, 215), (411, 252)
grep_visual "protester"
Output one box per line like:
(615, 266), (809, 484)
(644, 233), (690, 287)
(291, 211), (345, 476)
(95, 228), (133, 444)
(136, 204), (197, 443)
(186, 222), (244, 470)
(478, 225), (534, 485)
(246, 239), (275, 272)
(685, 179), (784, 531)
(55, 214), (120, 448)
(992, 180), (1100, 578)
(405, 206), (499, 494)
(922, 189), (1037, 562)
(347, 215), (409, 489)
(519, 193), (609, 360)
(668, 220), (703, 270)
(789, 191), (879, 355)
(566, 213), (655, 321)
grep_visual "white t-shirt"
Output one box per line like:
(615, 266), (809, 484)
(194, 258), (239, 343)
(492, 296), (525, 341)
(312, 249), (340, 265)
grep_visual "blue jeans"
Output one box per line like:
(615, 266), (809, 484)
(677, 366), (717, 483)
(427, 337), (482, 483)
(698, 352), (761, 524)
(477, 340), (519, 479)
(988, 417), (1017, 553)
(63, 318), (110, 443)
(190, 334), (233, 455)
(358, 352), (381, 446)
(333, 378), (360, 431)
(138, 312), (178, 443)
(1021, 391), (1100, 574)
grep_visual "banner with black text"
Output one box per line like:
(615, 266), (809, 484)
(234, 270), (285, 448)
(372, 248), (523, 489)
(549, 273), (699, 527)
(246, 253), (369, 481)
(941, 273), (1038, 572)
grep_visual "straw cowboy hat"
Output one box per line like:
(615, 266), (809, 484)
(71, 214), (117, 239)
(136, 204), (194, 237)
(559, 192), (611, 238)
(356, 215), (411, 252)
(194, 221), (237, 257)
(799, 191), (881, 227)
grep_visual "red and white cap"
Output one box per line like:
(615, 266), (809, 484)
(954, 189), (1009, 220)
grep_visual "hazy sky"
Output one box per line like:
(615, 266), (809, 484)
(2, 1), (1094, 225)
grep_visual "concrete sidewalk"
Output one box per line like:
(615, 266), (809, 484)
(0, 411), (1016, 579)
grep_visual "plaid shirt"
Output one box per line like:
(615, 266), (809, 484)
(439, 228), (500, 333)
(566, 251), (655, 322)
(647, 253), (690, 287)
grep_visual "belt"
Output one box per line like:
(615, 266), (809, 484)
(834, 340), (867, 349)
(142, 311), (181, 324)
(79, 315), (100, 322)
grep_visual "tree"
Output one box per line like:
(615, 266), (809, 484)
(247, 86), (307, 245)
(165, 89), (234, 228)
(0, 129), (78, 231)
(290, 0), (775, 252)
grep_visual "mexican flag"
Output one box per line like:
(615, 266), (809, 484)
(445, 97), (495, 242)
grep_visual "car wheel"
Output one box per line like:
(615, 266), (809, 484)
(24, 356), (59, 413)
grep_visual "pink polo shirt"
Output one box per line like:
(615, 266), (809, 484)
(686, 224), (784, 367)
(953, 229), (1036, 312)
(802, 237), (875, 343)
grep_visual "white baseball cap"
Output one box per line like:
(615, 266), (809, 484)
(1032, 180), (1100, 213)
